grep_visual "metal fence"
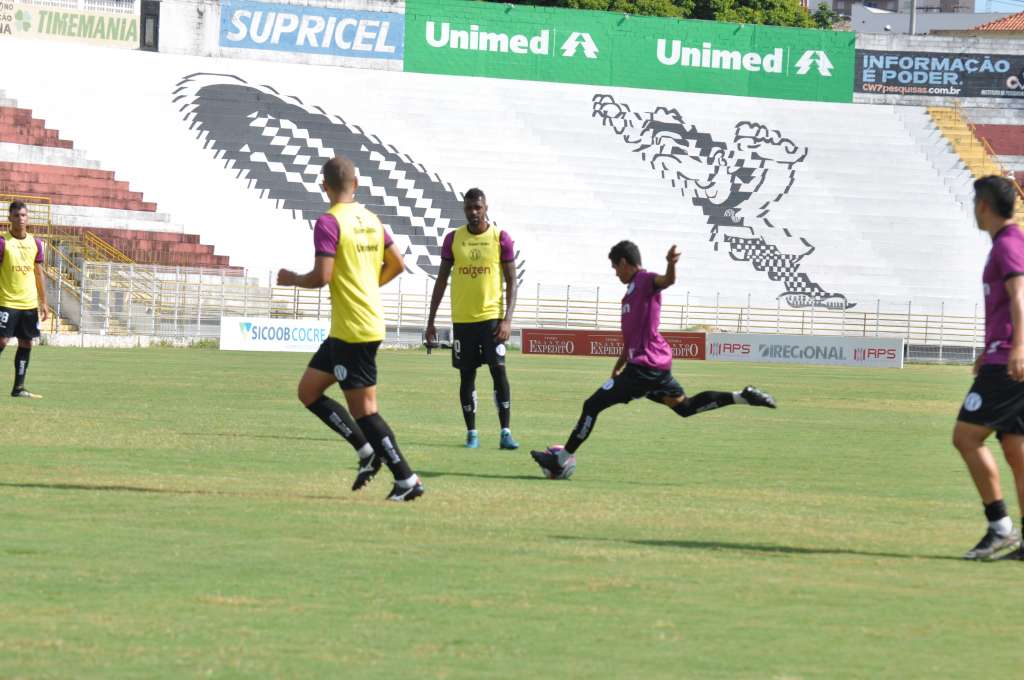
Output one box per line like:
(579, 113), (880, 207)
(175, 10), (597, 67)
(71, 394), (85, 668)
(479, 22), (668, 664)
(61, 262), (984, 361)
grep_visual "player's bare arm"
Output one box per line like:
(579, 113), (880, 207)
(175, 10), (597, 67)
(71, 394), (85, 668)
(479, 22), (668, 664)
(425, 259), (452, 346)
(612, 346), (627, 377)
(1007, 275), (1024, 381)
(494, 259), (517, 343)
(33, 262), (49, 322)
(380, 243), (404, 287)
(277, 255), (333, 289)
(653, 245), (679, 290)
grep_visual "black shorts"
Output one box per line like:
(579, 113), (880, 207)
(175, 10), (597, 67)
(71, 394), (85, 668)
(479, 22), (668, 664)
(958, 364), (1024, 436)
(600, 363), (685, 406)
(452, 319), (506, 370)
(0, 307), (40, 340)
(308, 338), (380, 390)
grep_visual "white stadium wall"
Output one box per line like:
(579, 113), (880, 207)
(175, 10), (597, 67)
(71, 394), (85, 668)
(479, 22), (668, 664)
(0, 37), (994, 317)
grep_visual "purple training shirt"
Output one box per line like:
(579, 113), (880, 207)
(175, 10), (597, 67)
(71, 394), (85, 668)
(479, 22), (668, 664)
(983, 224), (1024, 365)
(313, 213), (393, 257)
(621, 269), (673, 371)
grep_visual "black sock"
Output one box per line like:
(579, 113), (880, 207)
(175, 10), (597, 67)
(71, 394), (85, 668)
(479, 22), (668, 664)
(459, 368), (477, 431)
(356, 414), (414, 481)
(672, 391), (735, 417)
(13, 346), (30, 392)
(984, 499), (1008, 522)
(306, 397), (372, 458)
(489, 364), (511, 429)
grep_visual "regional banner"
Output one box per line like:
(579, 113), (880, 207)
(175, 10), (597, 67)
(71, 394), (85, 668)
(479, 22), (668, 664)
(404, 0), (854, 103)
(1, 0), (138, 47)
(707, 332), (904, 368)
(856, 49), (1024, 99)
(220, 0), (404, 60)
(521, 328), (706, 360)
(220, 316), (330, 352)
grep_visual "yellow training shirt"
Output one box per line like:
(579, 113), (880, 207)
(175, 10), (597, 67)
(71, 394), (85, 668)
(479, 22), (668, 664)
(0, 231), (43, 310)
(442, 224), (514, 324)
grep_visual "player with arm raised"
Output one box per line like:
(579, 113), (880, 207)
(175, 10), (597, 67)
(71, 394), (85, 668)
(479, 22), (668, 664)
(277, 156), (423, 501)
(425, 188), (519, 450)
(0, 200), (49, 399)
(530, 240), (776, 480)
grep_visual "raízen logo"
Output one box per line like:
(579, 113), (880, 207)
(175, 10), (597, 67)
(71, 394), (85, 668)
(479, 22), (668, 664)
(795, 50), (833, 77)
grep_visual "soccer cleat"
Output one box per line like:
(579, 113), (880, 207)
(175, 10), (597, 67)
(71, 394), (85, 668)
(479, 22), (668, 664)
(351, 455), (381, 492)
(386, 479), (424, 502)
(499, 430), (519, 450)
(530, 446), (576, 480)
(995, 546), (1024, 561)
(741, 385), (776, 409)
(465, 430), (479, 449)
(11, 388), (41, 399)
(963, 528), (1020, 560)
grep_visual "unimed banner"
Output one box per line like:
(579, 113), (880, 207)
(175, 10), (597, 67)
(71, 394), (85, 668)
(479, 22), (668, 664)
(1, 1), (138, 47)
(706, 332), (904, 368)
(856, 49), (1024, 99)
(521, 329), (706, 360)
(404, 0), (854, 103)
(220, 316), (330, 352)
(220, 0), (404, 60)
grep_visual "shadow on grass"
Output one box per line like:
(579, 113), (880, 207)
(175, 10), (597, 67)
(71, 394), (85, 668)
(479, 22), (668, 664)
(417, 469), (541, 482)
(180, 432), (335, 443)
(551, 535), (963, 562)
(0, 481), (344, 502)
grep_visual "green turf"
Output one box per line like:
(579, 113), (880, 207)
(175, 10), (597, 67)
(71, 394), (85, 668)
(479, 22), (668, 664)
(1, 347), (1019, 678)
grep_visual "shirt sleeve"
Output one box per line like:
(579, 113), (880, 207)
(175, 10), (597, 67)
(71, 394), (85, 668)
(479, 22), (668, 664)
(382, 226), (394, 249)
(313, 214), (340, 258)
(0, 237), (5, 264)
(440, 231), (455, 261)
(640, 270), (658, 297)
(34, 237), (44, 264)
(499, 230), (515, 262)
(996, 238), (1024, 281)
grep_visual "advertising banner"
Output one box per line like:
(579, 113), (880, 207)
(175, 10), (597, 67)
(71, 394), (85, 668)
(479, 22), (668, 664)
(220, 316), (330, 352)
(1, 0), (138, 47)
(855, 49), (1024, 99)
(521, 328), (706, 360)
(220, 0), (403, 60)
(706, 332), (904, 368)
(404, 0), (854, 103)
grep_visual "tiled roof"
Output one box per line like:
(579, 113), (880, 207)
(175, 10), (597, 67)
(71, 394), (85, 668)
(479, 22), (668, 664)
(972, 11), (1024, 31)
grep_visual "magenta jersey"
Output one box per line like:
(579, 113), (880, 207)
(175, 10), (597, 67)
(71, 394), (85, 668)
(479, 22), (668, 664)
(621, 269), (673, 371)
(983, 224), (1024, 365)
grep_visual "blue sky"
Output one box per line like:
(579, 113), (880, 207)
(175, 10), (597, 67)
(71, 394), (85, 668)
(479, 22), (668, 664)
(973, 0), (1023, 11)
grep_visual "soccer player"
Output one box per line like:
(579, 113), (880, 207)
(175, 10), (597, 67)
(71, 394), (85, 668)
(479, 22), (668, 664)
(425, 188), (519, 450)
(953, 175), (1024, 560)
(0, 200), (49, 399)
(276, 156), (423, 501)
(530, 240), (776, 479)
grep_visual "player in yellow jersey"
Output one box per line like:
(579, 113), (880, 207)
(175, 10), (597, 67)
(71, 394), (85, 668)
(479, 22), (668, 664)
(276, 157), (423, 501)
(425, 189), (519, 450)
(0, 201), (49, 399)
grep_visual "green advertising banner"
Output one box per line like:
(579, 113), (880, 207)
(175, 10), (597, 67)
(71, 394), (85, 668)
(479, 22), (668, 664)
(404, 0), (854, 103)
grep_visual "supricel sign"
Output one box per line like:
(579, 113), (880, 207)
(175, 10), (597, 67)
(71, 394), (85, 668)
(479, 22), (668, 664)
(521, 329), (706, 360)
(220, 0), (404, 60)
(404, 0), (853, 103)
(220, 316), (330, 352)
(856, 49), (1024, 99)
(706, 332), (904, 368)
(1, 0), (138, 47)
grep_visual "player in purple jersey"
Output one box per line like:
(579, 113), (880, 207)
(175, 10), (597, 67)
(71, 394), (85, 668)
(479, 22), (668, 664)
(954, 176), (1024, 560)
(530, 240), (776, 480)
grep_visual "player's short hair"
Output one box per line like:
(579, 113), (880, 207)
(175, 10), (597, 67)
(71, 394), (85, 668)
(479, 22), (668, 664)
(8, 200), (27, 214)
(464, 188), (486, 203)
(322, 156), (357, 193)
(974, 176), (1017, 219)
(609, 240), (641, 267)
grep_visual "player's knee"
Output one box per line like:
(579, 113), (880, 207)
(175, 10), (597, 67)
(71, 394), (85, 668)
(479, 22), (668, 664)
(952, 427), (982, 452)
(583, 393), (608, 415)
(297, 384), (318, 407)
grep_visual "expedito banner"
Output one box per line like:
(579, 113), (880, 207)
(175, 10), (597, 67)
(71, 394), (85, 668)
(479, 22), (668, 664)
(220, 316), (330, 352)
(521, 329), (706, 360)
(404, 0), (854, 103)
(0, 0), (138, 47)
(706, 332), (904, 368)
(856, 49), (1024, 99)
(220, 0), (404, 60)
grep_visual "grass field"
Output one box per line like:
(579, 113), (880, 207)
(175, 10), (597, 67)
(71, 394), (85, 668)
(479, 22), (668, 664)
(2, 347), (1021, 678)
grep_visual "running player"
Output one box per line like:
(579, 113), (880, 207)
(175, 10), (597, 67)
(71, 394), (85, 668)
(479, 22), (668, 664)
(531, 240), (776, 479)
(0, 200), (49, 399)
(425, 188), (519, 450)
(276, 156), (423, 501)
(953, 175), (1024, 560)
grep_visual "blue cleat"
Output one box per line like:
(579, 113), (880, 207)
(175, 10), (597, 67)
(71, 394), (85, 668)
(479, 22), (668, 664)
(465, 430), (479, 448)
(499, 428), (519, 450)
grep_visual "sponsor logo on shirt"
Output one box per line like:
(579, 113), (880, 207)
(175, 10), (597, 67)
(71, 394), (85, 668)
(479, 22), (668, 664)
(458, 265), (491, 279)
